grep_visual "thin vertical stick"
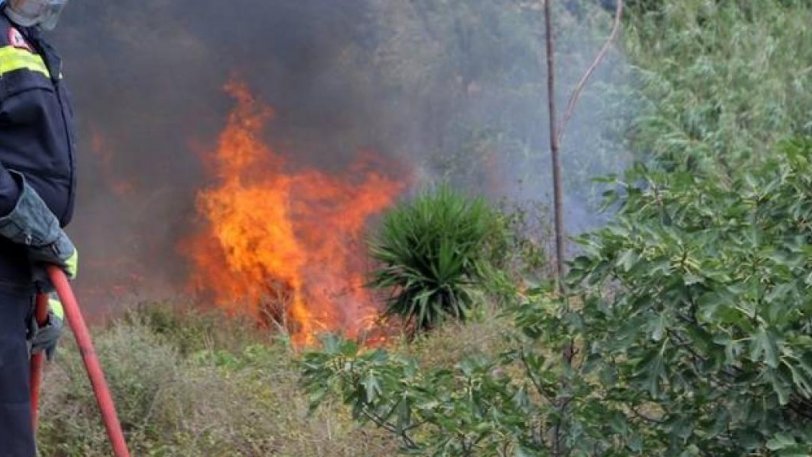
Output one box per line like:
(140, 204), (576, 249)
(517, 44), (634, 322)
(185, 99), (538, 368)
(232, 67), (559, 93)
(544, 0), (566, 291)
(544, 0), (624, 291)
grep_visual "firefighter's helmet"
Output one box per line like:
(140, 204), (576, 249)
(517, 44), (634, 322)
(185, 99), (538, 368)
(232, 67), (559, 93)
(2, 0), (68, 31)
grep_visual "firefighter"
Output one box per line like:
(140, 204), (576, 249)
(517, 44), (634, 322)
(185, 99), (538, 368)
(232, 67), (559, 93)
(0, 0), (77, 454)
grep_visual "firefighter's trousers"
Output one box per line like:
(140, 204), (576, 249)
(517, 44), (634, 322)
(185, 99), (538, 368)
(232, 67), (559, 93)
(0, 240), (36, 457)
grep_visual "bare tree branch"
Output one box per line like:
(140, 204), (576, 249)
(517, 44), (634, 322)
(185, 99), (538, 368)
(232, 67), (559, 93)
(557, 0), (625, 145)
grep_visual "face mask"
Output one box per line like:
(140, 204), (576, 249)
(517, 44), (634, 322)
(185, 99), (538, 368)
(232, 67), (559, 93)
(5, 0), (68, 31)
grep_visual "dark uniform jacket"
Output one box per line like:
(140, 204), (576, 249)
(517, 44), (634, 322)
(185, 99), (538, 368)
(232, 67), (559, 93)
(0, 12), (77, 288)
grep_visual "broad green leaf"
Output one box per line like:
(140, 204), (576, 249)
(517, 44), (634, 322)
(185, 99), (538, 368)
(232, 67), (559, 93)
(766, 433), (796, 450)
(750, 327), (779, 368)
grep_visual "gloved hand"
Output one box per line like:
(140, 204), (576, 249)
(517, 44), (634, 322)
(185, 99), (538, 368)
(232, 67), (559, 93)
(0, 171), (78, 287)
(30, 237), (78, 279)
(31, 246), (78, 293)
(30, 294), (65, 360)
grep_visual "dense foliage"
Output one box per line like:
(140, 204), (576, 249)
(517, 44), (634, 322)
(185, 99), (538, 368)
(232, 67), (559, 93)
(303, 138), (812, 456)
(625, 0), (812, 170)
(560, 137), (812, 454)
(369, 186), (501, 332)
(302, 334), (529, 456)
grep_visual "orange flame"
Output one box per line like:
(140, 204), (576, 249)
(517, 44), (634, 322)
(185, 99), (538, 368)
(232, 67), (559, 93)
(182, 81), (407, 345)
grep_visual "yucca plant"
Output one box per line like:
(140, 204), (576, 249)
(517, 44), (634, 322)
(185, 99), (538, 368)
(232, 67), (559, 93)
(369, 186), (499, 333)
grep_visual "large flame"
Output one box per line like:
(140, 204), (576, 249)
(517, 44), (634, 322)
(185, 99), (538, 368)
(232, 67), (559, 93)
(182, 81), (406, 345)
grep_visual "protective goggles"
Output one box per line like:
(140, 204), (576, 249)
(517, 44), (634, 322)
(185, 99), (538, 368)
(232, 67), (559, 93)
(5, 0), (69, 30)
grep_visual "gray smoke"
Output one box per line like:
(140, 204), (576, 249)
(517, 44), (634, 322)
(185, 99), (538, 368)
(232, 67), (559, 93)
(51, 0), (632, 313)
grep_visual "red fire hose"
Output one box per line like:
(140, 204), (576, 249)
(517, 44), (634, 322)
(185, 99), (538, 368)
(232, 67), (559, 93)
(28, 293), (49, 428)
(30, 266), (131, 457)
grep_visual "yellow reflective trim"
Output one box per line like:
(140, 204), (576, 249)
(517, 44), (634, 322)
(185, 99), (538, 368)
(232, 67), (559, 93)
(65, 249), (78, 279)
(0, 46), (50, 78)
(48, 296), (64, 321)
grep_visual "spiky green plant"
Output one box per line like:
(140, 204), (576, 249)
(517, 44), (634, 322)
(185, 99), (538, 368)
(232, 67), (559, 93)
(369, 186), (499, 333)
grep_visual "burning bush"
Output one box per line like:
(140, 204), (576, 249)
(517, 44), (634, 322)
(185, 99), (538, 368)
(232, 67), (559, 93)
(368, 186), (503, 334)
(182, 81), (407, 346)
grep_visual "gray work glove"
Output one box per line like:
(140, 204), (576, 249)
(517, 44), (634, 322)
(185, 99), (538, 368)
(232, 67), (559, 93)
(30, 294), (65, 360)
(0, 172), (78, 290)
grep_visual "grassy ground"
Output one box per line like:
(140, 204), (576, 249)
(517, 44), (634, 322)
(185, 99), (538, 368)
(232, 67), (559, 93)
(36, 304), (514, 457)
(37, 305), (398, 457)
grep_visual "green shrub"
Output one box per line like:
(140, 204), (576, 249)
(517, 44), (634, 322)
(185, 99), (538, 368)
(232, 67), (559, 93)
(369, 186), (503, 333)
(302, 334), (527, 456)
(559, 137), (812, 454)
(302, 138), (812, 456)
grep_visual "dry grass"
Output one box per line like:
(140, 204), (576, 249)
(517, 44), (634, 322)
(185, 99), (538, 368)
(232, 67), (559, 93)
(36, 304), (398, 457)
(398, 308), (516, 370)
(36, 301), (517, 456)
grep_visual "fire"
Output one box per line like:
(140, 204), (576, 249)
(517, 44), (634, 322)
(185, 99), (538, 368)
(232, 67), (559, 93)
(182, 81), (407, 345)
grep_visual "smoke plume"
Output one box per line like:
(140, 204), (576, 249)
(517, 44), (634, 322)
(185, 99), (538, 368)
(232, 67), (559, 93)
(51, 0), (632, 314)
